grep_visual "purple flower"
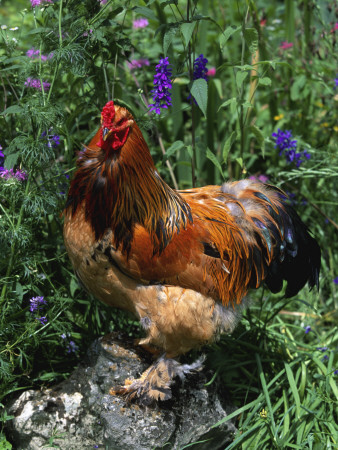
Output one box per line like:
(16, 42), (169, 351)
(334, 369), (338, 375)
(30, 0), (53, 7)
(322, 355), (329, 361)
(316, 346), (328, 352)
(304, 325), (311, 334)
(333, 277), (338, 285)
(26, 48), (51, 61)
(249, 174), (269, 183)
(0, 168), (27, 181)
(29, 296), (47, 313)
(193, 54), (208, 81)
(335, 78), (338, 89)
(37, 316), (47, 325)
(0, 145), (4, 158)
(272, 129), (310, 167)
(66, 340), (79, 354)
(127, 58), (150, 70)
(149, 57), (173, 115)
(133, 18), (149, 29)
(41, 131), (60, 148)
(272, 129), (297, 152)
(25, 77), (51, 91)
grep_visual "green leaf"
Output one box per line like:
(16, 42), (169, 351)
(235, 70), (248, 88)
(4, 152), (19, 169)
(25, 27), (51, 36)
(223, 131), (237, 162)
(236, 157), (243, 168)
(259, 77), (272, 86)
(15, 282), (24, 301)
(70, 277), (80, 297)
(290, 75), (307, 101)
(186, 144), (193, 159)
(190, 78), (208, 117)
(180, 22), (196, 47)
(249, 125), (265, 157)
(132, 6), (158, 22)
(219, 25), (241, 52)
(163, 140), (185, 162)
(206, 148), (223, 177)
(1, 105), (24, 116)
(244, 27), (258, 53)
(218, 97), (236, 111)
(163, 26), (178, 56)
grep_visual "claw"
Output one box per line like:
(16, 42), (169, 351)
(109, 355), (205, 404)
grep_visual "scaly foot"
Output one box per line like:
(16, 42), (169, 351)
(110, 355), (205, 405)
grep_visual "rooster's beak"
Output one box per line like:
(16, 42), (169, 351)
(102, 127), (110, 141)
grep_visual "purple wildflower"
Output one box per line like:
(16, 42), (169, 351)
(272, 129), (310, 167)
(29, 296), (47, 313)
(25, 77), (51, 91)
(304, 325), (311, 334)
(335, 78), (338, 89)
(133, 18), (149, 29)
(316, 346), (328, 352)
(37, 316), (47, 325)
(127, 58), (150, 70)
(149, 57), (172, 115)
(334, 277), (338, 285)
(193, 54), (208, 81)
(249, 174), (269, 183)
(0, 168), (27, 181)
(26, 48), (51, 61)
(41, 130), (60, 148)
(66, 341), (79, 354)
(334, 369), (338, 375)
(322, 355), (329, 361)
(30, 0), (53, 7)
(272, 129), (297, 152)
(0, 145), (4, 159)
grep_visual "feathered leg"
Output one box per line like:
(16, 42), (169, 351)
(110, 355), (205, 405)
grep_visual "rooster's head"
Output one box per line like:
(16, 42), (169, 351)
(97, 101), (134, 151)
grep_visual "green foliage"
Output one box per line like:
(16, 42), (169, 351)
(0, 0), (337, 447)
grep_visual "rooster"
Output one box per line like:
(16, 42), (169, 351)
(64, 101), (320, 404)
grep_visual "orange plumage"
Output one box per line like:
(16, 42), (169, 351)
(64, 101), (320, 403)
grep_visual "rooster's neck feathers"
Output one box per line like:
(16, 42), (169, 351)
(66, 119), (192, 254)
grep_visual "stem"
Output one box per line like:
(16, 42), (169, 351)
(187, 0), (197, 187)
(238, 6), (250, 162)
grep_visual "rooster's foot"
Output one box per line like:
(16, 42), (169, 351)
(110, 355), (205, 405)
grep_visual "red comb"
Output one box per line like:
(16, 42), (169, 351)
(101, 101), (116, 128)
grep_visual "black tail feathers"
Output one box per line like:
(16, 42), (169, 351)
(264, 203), (321, 298)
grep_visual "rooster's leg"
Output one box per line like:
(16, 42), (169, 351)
(110, 355), (205, 405)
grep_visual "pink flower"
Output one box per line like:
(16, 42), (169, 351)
(83, 29), (93, 37)
(25, 77), (51, 91)
(26, 48), (52, 61)
(249, 174), (269, 183)
(100, 0), (108, 4)
(280, 41), (293, 50)
(133, 18), (149, 29)
(30, 0), (53, 6)
(0, 168), (27, 181)
(127, 58), (150, 70)
(206, 67), (216, 77)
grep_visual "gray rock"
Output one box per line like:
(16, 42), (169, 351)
(7, 334), (236, 449)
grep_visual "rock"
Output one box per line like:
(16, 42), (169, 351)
(6, 334), (236, 449)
